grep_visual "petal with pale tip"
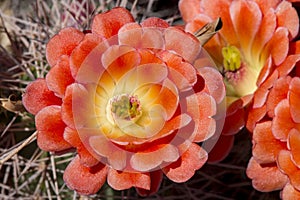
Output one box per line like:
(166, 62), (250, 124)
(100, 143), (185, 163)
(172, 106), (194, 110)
(36, 105), (71, 152)
(46, 27), (84, 67)
(289, 77), (300, 123)
(23, 79), (62, 115)
(63, 155), (108, 195)
(246, 157), (288, 192)
(162, 143), (207, 183)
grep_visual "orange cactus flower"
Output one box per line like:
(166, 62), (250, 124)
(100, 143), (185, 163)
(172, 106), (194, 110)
(179, 0), (299, 162)
(22, 7), (226, 195)
(245, 38), (300, 199)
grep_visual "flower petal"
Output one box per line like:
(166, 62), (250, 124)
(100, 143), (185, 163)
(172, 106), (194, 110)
(178, 0), (201, 22)
(46, 55), (74, 97)
(23, 79), (62, 115)
(289, 77), (300, 123)
(63, 127), (99, 167)
(197, 67), (226, 104)
(252, 121), (287, 164)
(130, 144), (179, 172)
(159, 51), (197, 91)
(70, 33), (108, 80)
(266, 76), (290, 118)
(107, 169), (150, 190)
(136, 170), (163, 197)
(200, 0), (238, 45)
(89, 135), (127, 171)
(35, 105), (71, 152)
(276, 54), (300, 78)
(118, 23), (165, 49)
(277, 150), (300, 191)
(281, 183), (300, 200)
(246, 104), (266, 133)
(186, 92), (216, 142)
(46, 27), (84, 67)
(92, 7), (134, 38)
(288, 129), (300, 167)
(276, 1), (299, 39)
(272, 99), (295, 141)
(222, 99), (245, 135)
(63, 155), (108, 195)
(246, 157), (288, 192)
(162, 143), (207, 183)
(262, 27), (289, 66)
(141, 17), (169, 28)
(230, 0), (262, 54)
(102, 45), (140, 81)
(251, 9), (276, 56)
(164, 27), (200, 63)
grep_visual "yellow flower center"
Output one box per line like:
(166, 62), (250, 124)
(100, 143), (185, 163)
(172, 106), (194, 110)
(222, 45), (242, 72)
(106, 94), (142, 127)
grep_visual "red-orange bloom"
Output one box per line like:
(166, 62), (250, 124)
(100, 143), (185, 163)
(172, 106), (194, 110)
(246, 40), (300, 199)
(179, 0), (299, 162)
(23, 7), (225, 195)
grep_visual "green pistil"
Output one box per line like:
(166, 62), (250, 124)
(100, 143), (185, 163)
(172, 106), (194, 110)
(111, 94), (141, 120)
(222, 45), (242, 72)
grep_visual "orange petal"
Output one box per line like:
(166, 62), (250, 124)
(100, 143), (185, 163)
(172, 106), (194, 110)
(77, 145), (100, 167)
(23, 79), (62, 115)
(230, 0), (262, 53)
(276, 54), (300, 78)
(62, 83), (100, 130)
(200, 0), (238, 45)
(272, 99), (295, 141)
(281, 183), (300, 200)
(159, 51), (197, 91)
(254, 0), (280, 13)
(288, 129), (300, 167)
(70, 33), (107, 80)
(253, 121), (287, 164)
(136, 170), (163, 197)
(186, 92), (216, 142)
(289, 77), (300, 123)
(63, 127), (81, 147)
(138, 49), (164, 65)
(64, 127), (99, 167)
(102, 45), (140, 81)
(276, 1), (299, 39)
(178, 0), (201, 22)
(162, 143), (207, 183)
(91, 7), (134, 38)
(266, 76), (290, 118)
(251, 9), (276, 56)
(35, 105), (71, 152)
(63, 155), (108, 195)
(262, 27), (289, 66)
(118, 23), (165, 49)
(164, 27), (200, 63)
(277, 150), (300, 191)
(222, 99), (245, 135)
(45, 55), (74, 97)
(130, 144), (179, 172)
(246, 157), (288, 192)
(253, 69), (278, 108)
(89, 135), (127, 171)
(197, 67), (226, 104)
(207, 134), (234, 163)
(61, 84), (75, 129)
(107, 169), (150, 190)
(46, 27), (84, 67)
(246, 104), (266, 133)
(141, 17), (169, 28)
